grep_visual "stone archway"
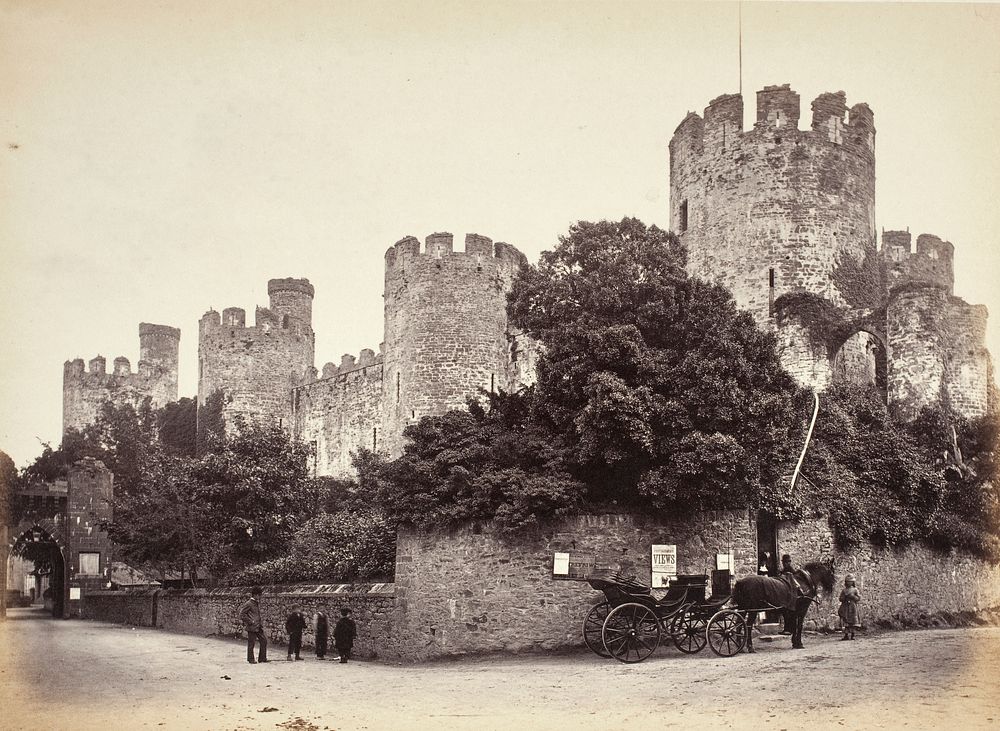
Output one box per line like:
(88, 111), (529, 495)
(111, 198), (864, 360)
(7, 520), (69, 618)
(830, 329), (887, 395)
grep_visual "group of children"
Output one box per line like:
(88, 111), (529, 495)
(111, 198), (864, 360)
(283, 606), (357, 663)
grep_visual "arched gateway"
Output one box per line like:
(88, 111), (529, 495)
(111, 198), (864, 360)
(1, 458), (113, 619)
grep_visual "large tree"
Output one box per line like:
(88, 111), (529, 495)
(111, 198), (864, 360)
(508, 218), (799, 512)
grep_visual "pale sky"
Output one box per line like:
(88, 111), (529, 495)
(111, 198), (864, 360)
(1, 1), (998, 468)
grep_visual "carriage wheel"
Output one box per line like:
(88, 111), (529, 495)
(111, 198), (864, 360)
(583, 602), (612, 657)
(670, 610), (708, 654)
(706, 610), (748, 657)
(602, 602), (661, 664)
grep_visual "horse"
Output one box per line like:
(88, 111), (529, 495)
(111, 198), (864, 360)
(731, 561), (835, 652)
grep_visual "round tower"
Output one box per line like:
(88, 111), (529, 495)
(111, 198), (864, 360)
(381, 232), (526, 456)
(669, 85), (878, 324)
(268, 278), (314, 330)
(139, 322), (180, 408)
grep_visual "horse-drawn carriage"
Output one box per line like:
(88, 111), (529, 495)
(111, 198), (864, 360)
(584, 562), (834, 663)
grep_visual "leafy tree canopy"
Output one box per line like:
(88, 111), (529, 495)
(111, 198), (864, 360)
(509, 218), (798, 511)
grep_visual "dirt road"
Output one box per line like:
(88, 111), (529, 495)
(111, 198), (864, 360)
(1, 607), (997, 730)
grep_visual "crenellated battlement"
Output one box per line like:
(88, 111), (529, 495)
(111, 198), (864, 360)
(883, 230), (955, 294)
(384, 232), (527, 275)
(198, 278), (316, 437)
(63, 322), (180, 433)
(319, 348), (384, 380)
(267, 277), (314, 299)
(671, 84), (875, 158)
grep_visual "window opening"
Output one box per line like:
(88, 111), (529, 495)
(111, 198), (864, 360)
(768, 268), (776, 317)
(679, 200), (689, 233)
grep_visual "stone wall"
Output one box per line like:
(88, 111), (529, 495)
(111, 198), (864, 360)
(62, 323), (179, 434)
(887, 284), (989, 420)
(198, 278), (315, 434)
(392, 511), (755, 661)
(293, 354), (384, 478)
(79, 510), (1000, 660)
(83, 584), (399, 659)
(776, 515), (1000, 630)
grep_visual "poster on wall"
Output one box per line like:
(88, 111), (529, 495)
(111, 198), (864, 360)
(552, 552), (596, 580)
(651, 544), (677, 588)
(69, 587), (81, 600)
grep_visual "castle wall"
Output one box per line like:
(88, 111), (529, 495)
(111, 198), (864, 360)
(62, 323), (179, 434)
(884, 230), (989, 420)
(777, 515), (1000, 632)
(293, 351), (385, 478)
(670, 86), (878, 325)
(381, 233), (527, 457)
(198, 279), (315, 433)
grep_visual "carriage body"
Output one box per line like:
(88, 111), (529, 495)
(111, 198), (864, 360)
(584, 573), (718, 662)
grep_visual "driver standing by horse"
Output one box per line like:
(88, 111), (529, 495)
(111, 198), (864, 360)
(731, 558), (834, 652)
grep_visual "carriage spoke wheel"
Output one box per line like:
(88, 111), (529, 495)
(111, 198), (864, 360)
(670, 610), (707, 654)
(707, 610), (748, 657)
(583, 602), (612, 658)
(602, 602), (661, 664)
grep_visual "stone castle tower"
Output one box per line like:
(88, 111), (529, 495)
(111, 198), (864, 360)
(292, 232), (535, 476)
(198, 278), (316, 433)
(669, 84), (991, 420)
(380, 233), (529, 455)
(63, 323), (179, 434)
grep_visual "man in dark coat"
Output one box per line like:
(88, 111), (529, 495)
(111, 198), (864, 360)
(239, 586), (268, 664)
(285, 604), (306, 661)
(333, 607), (357, 663)
(314, 611), (329, 660)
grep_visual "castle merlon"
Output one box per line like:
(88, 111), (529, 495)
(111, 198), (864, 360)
(384, 232), (527, 270)
(670, 84), (874, 151)
(316, 348), (384, 381)
(882, 230), (955, 294)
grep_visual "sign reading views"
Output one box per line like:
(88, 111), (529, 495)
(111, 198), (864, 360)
(651, 544), (677, 588)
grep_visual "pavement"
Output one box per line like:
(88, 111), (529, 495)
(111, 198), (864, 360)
(1, 605), (999, 730)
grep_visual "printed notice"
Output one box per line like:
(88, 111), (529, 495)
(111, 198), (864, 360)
(553, 552), (570, 576)
(651, 544), (677, 588)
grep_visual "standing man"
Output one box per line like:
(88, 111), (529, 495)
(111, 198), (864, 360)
(333, 607), (357, 663)
(239, 586), (269, 664)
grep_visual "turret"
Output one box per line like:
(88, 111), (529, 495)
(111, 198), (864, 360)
(268, 278), (314, 330)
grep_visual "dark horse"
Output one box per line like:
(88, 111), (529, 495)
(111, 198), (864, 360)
(731, 561), (835, 652)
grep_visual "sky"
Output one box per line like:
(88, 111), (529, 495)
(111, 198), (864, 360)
(1, 1), (999, 468)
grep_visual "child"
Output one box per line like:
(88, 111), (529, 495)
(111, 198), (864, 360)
(333, 607), (357, 664)
(285, 604), (306, 660)
(838, 574), (861, 640)
(314, 611), (329, 660)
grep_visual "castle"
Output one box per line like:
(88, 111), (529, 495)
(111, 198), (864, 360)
(62, 84), (992, 475)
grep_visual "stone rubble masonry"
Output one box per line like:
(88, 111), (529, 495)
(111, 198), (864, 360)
(884, 230), (990, 420)
(293, 350), (385, 477)
(198, 278), (316, 436)
(670, 85), (990, 419)
(63, 323), (179, 434)
(81, 511), (1000, 660)
(776, 515), (1000, 631)
(391, 511), (756, 661)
